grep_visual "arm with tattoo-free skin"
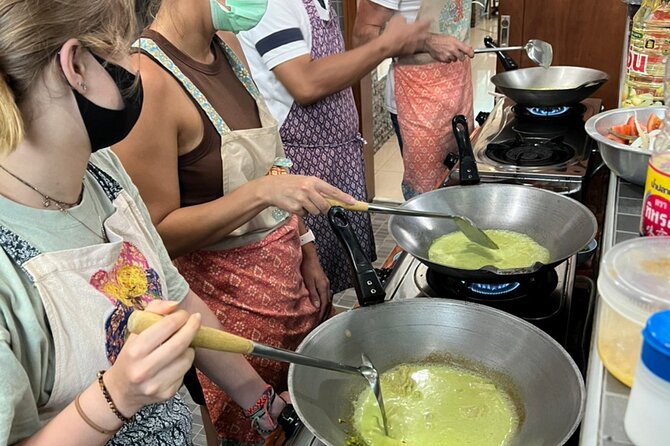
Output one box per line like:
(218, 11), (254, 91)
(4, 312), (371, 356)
(17, 297), (285, 446)
(353, 0), (474, 62)
(271, 15), (429, 105)
(112, 53), (356, 259)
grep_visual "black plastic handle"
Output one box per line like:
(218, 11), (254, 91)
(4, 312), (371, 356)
(328, 207), (385, 306)
(484, 35), (519, 71)
(452, 115), (481, 186)
(277, 404), (301, 439)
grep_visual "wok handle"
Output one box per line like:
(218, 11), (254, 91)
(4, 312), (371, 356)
(452, 115), (481, 186)
(474, 46), (524, 54)
(484, 35), (519, 71)
(328, 207), (386, 307)
(128, 310), (254, 354)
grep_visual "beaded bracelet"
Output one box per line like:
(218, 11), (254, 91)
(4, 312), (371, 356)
(97, 370), (132, 424)
(244, 384), (274, 418)
(244, 385), (279, 436)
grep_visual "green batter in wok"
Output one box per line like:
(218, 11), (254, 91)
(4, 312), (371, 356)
(351, 363), (518, 446)
(428, 229), (550, 270)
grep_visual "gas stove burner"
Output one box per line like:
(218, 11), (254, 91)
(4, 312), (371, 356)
(513, 103), (587, 121)
(468, 282), (521, 296)
(486, 135), (576, 167)
(528, 106), (570, 117)
(421, 266), (562, 321)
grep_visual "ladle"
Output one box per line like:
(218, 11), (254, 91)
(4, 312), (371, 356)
(127, 311), (390, 435)
(475, 39), (553, 68)
(327, 198), (499, 250)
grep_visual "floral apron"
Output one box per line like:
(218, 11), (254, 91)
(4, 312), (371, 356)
(395, 0), (474, 199)
(0, 164), (191, 445)
(135, 38), (321, 445)
(279, 0), (376, 294)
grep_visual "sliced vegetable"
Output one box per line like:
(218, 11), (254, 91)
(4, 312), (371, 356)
(611, 124), (633, 136)
(606, 112), (664, 151)
(647, 113), (663, 131)
(606, 134), (627, 144)
(607, 129), (637, 141)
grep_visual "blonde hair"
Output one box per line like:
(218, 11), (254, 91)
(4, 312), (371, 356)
(0, 0), (138, 155)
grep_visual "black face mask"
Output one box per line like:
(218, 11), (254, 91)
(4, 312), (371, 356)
(71, 54), (143, 152)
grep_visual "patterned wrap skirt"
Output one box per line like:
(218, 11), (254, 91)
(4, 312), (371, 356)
(395, 59), (473, 199)
(173, 216), (321, 445)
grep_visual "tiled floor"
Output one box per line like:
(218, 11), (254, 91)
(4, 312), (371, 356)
(373, 16), (499, 204)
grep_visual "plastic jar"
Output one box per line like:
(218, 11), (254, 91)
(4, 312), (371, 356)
(624, 310), (670, 445)
(596, 237), (670, 386)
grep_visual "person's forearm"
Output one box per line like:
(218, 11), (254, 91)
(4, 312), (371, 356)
(155, 177), (272, 258)
(353, 23), (383, 48)
(288, 38), (393, 105)
(18, 383), (124, 446)
(180, 292), (267, 410)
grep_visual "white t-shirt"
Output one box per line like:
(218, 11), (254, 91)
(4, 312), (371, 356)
(238, 0), (331, 127)
(370, 0), (421, 113)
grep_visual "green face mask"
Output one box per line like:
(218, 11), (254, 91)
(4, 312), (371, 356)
(210, 0), (268, 33)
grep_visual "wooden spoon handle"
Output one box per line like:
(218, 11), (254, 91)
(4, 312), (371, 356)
(326, 198), (370, 212)
(127, 310), (254, 355)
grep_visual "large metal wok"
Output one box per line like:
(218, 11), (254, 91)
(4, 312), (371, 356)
(389, 184), (597, 281)
(484, 36), (608, 106)
(491, 66), (609, 107)
(288, 299), (585, 446)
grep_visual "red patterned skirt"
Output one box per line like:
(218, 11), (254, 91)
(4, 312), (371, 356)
(395, 59), (473, 199)
(174, 216), (321, 444)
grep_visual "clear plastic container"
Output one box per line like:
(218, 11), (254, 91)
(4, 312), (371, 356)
(596, 236), (670, 386)
(624, 310), (670, 445)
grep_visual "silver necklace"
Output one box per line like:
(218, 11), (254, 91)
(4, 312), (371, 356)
(0, 164), (108, 243)
(0, 164), (82, 210)
(65, 184), (109, 243)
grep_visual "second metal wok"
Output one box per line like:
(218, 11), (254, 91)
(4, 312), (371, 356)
(389, 184), (597, 281)
(491, 66), (609, 107)
(483, 36), (608, 106)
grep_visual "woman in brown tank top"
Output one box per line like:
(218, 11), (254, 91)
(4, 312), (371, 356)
(114, 1), (356, 445)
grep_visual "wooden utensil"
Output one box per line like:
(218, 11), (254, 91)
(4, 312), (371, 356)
(127, 310), (389, 435)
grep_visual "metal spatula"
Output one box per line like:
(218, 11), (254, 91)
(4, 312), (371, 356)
(475, 39), (553, 68)
(327, 199), (499, 250)
(128, 311), (390, 435)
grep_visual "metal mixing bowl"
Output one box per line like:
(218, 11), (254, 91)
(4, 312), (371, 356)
(289, 299), (585, 446)
(585, 106), (663, 186)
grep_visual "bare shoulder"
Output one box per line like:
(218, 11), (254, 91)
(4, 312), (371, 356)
(134, 52), (179, 103)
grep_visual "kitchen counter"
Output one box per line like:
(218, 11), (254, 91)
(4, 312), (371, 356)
(580, 175), (644, 446)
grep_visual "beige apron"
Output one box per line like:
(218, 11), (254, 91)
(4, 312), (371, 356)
(398, 0), (472, 66)
(0, 164), (191, 444)
(134, 37), (289, 250)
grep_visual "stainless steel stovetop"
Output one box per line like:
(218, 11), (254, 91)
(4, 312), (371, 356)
(286, 252), (578, 445)
(450, 98), (601, 197)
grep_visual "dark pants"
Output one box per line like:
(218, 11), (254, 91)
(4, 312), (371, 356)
(390, 112), (404, 155)
(184, 366), (206, 405)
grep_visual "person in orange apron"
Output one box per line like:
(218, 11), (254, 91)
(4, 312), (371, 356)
(112, 2), (355, 445)
(0, 1), (291, 445)
(354, 0), (475, 199)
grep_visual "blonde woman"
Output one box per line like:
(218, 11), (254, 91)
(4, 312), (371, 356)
(0, 0), (312, 444)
